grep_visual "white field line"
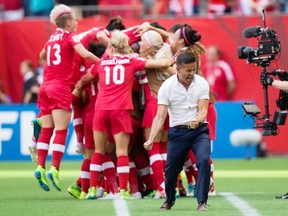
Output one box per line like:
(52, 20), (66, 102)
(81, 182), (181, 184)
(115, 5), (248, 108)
(220, 192), (261, 216)
(113, 199), (130, 216)
(1, 170), (288, 178)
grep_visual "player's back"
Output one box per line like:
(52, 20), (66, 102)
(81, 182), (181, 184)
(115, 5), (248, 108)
(44, 28), (75, 85)
(94, 55), (146, 111)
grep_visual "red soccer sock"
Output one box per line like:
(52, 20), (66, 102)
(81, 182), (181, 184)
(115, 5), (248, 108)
(210, 157), (214, 178)
(89, 152), (104, 188)
(184, 158), (195, 184)
(185, 169), (194, 184)
(76, 177), (81, 187)
(129, 158), (139, 194)
(102, 154), (118, 194)
(117, 155), (129, 191)
(72, 94), (84, 144)
(37, 127), (54, 168)
(148, 142), (165, 191)
(134, 153), (155, 190)
(51, 129), (67, 170)
(81, 159), (91, 193)
(187, 151), (198, 183)
(160, 141), (167, 169)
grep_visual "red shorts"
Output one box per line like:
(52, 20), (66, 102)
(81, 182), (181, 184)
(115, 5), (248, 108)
(130, 116), (142, 146)
(37, 83), (72, 115)
(142, 99), (169, 130)
(84, 110), (94, 149)
(93, 110), (133, 135)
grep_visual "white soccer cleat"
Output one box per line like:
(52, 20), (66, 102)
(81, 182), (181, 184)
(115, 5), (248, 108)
(96, 187), (105, 198)
(28, 140), (38, 164)
(153, 190), (166, 199)
(131, 192), (142, 199)
(75, 142), (85, 156)
(208, 177), (216, 196)
(99, 193), (120, 200)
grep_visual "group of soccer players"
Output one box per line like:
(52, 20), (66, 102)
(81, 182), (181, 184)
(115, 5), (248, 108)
(30, 3), (217, 201)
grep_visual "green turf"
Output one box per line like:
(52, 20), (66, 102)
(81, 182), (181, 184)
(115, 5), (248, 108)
(0, 157), (288, 216)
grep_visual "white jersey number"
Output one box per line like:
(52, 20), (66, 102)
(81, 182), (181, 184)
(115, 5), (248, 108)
(90, 82), (96, 96)
(104, 65), (125, 85)
(47, 44), (61, 66)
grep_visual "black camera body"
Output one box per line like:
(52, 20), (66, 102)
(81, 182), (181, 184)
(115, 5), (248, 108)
(238, 26), (281, 65)
(238, 11), (288, 136)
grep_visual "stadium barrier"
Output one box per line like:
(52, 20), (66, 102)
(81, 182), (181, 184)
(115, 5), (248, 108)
(0, 102), (256, 161)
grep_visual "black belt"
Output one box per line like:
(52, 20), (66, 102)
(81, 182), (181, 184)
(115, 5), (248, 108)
(172, 123), (208, 129)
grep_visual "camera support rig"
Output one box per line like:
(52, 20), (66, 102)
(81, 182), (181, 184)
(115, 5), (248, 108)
(242, 67), (288, 136)
(240, 10), (288, 136)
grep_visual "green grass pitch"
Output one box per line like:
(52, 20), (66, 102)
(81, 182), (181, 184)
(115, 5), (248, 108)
(0, 157), (288, 216)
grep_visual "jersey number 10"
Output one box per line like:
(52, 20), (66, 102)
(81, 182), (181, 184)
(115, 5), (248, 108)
(104, 65), (125, 85)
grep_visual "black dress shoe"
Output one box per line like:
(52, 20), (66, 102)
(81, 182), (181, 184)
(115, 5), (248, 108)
(160, 201), (175, 210)
(197, 202), (208, 211)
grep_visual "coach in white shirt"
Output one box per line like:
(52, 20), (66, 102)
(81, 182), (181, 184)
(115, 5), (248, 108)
(144, 51), (211, 211)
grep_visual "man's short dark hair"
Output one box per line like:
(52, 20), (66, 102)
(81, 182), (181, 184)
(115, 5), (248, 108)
(176, 51), (196, 67)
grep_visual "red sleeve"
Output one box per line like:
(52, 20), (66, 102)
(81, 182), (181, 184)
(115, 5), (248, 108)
(131, 57), (146, 71)
(123, 27), (141, 46)
(91, 62), (100, 77)
(132, 77), (140, 93)
(70, 33), (82, 47)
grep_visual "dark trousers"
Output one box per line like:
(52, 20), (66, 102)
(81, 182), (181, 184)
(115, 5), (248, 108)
(165, 125), (211, 204)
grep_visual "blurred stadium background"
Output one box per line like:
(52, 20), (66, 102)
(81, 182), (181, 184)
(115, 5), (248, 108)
(1, 1), (288, 160)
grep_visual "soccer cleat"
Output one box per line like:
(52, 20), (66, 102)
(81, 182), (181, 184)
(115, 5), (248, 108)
(175, 189), (180, 198)
(28, 139), (38, 164)
(79, 191), (87, 200)
(31, 118), (42, 142)
(160, 201), (175, 210)
(179, 187), (186, 197)
(141, 188), (153, 198)
(75, 142), (86, 156)
(67, 182), (81, 199)
(275, 192), (288, 199)
(99, 192), (120, 200)
(131, 192), (142, 199)
(186, 183), (195, 196)
(47, 166), (61, 191)
(96, 187), (105, 198)
(145, 189), (157, 199)
(208, 187), (216, 196)
(154, 190), (166, 199)
(34, 165), (50, 191)
(193, 185), (198, 197)
(86, 187), (97, 199)
(120, 190), (134, 200)
(197, 202), (208, 211)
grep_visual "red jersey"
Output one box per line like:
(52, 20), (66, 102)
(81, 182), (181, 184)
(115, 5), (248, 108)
(70, 27), (110, 87)
(207, 0), (227, 14)
(91, 55), (146, 110)
(82, 64), (98, 115)
(122, 27), (141, 46)
(203, 60), (235, 101)
(43, 28), (79, 85)
(252, 0), (275, 12)
(77, 27), (110, 48)
(83, 80), (98, 115)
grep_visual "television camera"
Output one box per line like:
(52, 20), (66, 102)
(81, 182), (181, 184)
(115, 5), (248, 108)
(238, 10), (288, 136)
